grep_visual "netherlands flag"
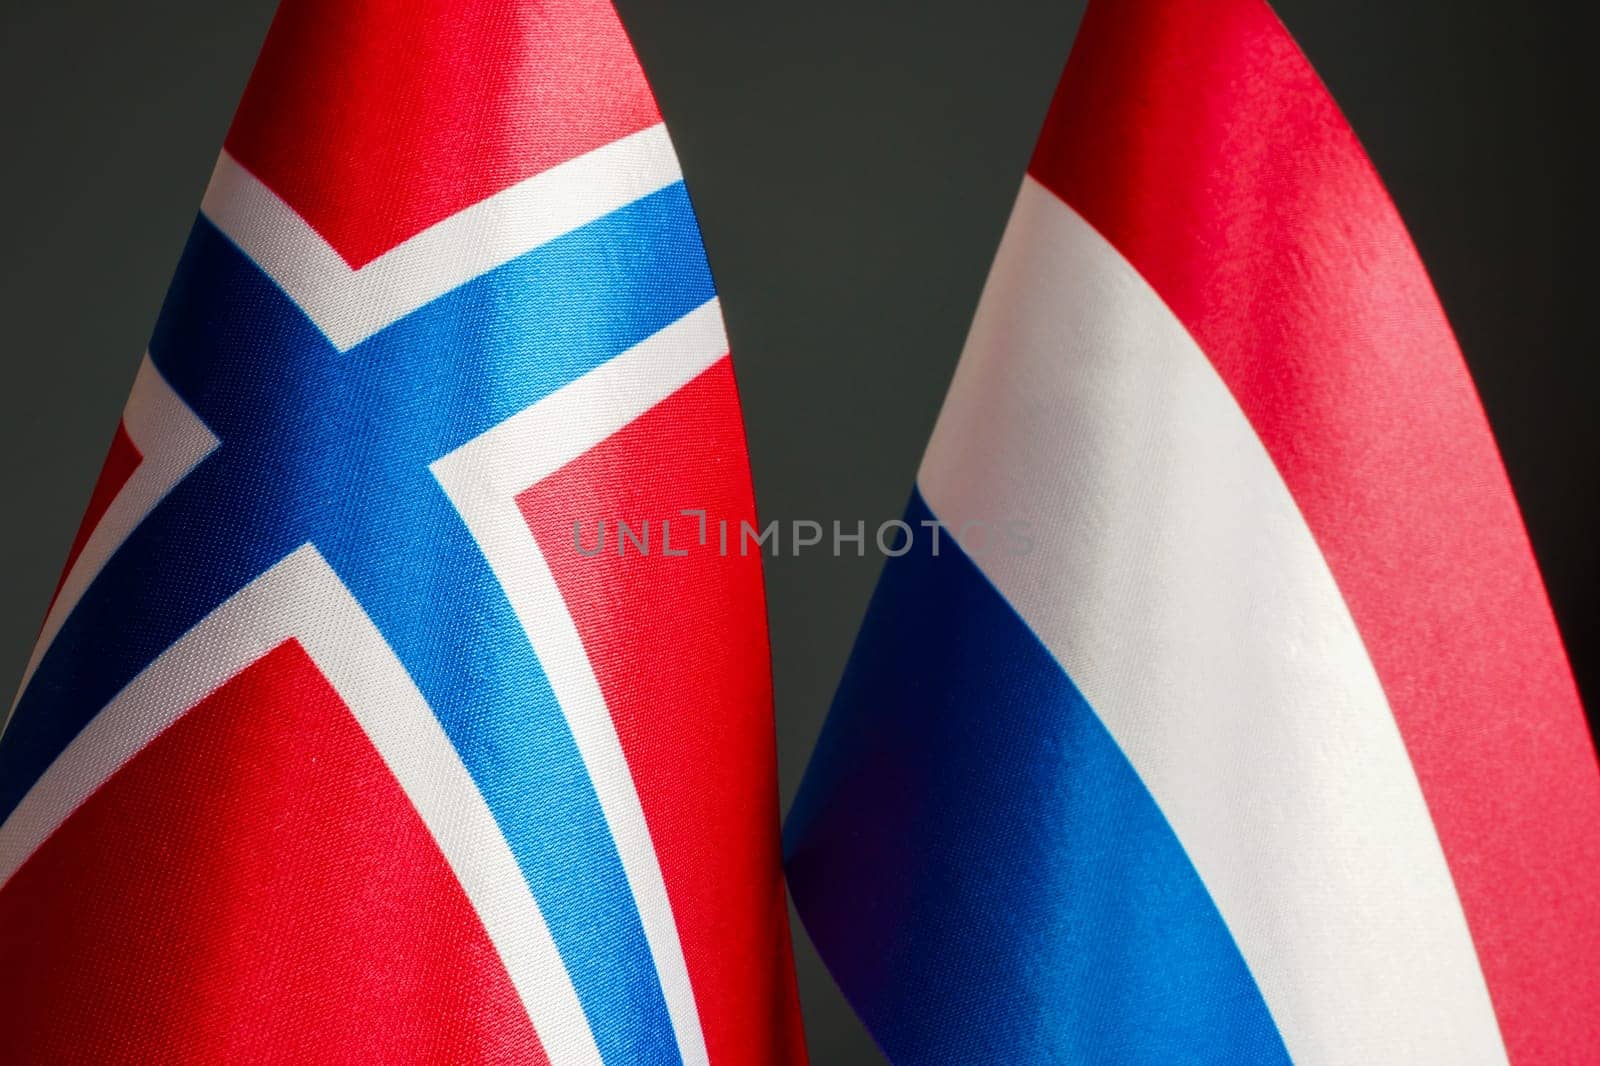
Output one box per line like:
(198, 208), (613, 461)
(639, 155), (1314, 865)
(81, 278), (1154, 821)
(0, 1), (805, 1062)
(785, 0), (1600, 1062)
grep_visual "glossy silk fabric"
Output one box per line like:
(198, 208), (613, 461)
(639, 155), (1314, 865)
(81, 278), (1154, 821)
(786, 0), (1600, 1062)
(0, 2), (805, 1062)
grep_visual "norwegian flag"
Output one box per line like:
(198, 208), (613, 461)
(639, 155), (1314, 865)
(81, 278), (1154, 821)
(0, 1), (805, 1062)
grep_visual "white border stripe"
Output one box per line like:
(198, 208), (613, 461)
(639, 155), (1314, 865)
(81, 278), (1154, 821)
(201, 123), (682, 351)
(0, 545), (602, 1066)
(431, 299), (728, 1066)
(919, 178), (1506, 1064)
(11, 356), (218, 711)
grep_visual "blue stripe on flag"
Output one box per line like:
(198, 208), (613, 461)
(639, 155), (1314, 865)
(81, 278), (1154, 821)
(785, 489), (1290, 1065)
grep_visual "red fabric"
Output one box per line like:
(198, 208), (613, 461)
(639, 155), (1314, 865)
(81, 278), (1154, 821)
(519, 358), (807, 1066)
(1030, 1), (1600, 1060)
(0, 641), (545, 1065)
(49, 420), (140, 607)
(225, 0), (662, 267)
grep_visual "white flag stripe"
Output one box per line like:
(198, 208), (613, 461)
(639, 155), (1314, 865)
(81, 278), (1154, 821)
(201, 123), (683, 351)
(431, 298), (728, 1066)
(9, 356), (218, 715)
(918, 177), (1505, 1065)
(0, 544), (602, 1066)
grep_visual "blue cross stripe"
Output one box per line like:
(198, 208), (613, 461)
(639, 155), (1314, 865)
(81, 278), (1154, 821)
(1, 180), (714, 1064)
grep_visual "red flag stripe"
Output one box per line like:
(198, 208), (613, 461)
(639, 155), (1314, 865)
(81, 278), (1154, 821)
(1027, 0), (1600, 1060)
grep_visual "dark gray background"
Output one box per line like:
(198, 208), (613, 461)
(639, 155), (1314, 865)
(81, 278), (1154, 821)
(1, 2), (1592, 1061)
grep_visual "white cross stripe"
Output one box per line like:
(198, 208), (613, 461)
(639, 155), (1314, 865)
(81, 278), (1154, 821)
(432, 298), (729, 1066)
(201, 123), (683, 351)
(9, 356), (217, 718)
